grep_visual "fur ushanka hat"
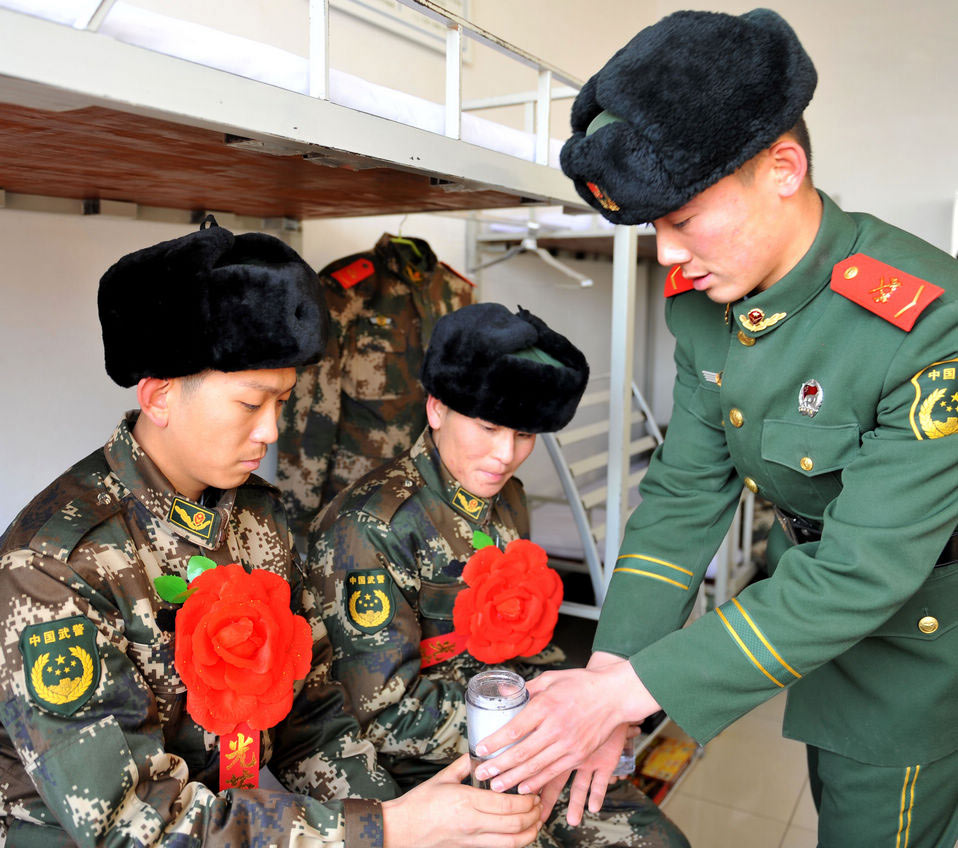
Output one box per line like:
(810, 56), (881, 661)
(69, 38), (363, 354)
(98, 217), (327, 386)
(560, 8), (817, 224)
(421, 303), (589, 433)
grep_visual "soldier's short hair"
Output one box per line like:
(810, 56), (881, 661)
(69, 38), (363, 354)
(98, 217), (327, 387)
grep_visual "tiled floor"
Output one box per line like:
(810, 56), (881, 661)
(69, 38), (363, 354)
(660, 692), (818, 848)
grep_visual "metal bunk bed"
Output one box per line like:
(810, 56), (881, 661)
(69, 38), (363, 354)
(0, 0), (754, 616)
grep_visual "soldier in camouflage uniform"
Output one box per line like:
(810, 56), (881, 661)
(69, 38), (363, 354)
(310, 304), (690, 848)
(277, 233), (474, 546)
(0, 224), (541, 848)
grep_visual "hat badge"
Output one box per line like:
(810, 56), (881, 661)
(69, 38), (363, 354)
(798, 379), (823, 417)
(586, 181), (620, 212)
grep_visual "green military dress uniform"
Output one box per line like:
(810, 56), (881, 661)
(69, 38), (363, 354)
(0, 414), (396, 848)
(310, 429), (690, 848)
(277, 234), (474, 543)
(595, 193), (958, 846)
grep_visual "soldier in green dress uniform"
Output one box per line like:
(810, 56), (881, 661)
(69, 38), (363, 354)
(0, 222), (541, 848)
(468, 10), (958, 848)
(310, 303), (691, 847)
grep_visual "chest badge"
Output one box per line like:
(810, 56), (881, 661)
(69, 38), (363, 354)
(798, 380), (823, 417)
(20, 615), (100, 715)
(345, 569), (395, 634)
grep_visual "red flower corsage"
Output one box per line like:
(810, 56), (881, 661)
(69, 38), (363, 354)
(170, 561), (312, 788)
(452, 539), (563, 664)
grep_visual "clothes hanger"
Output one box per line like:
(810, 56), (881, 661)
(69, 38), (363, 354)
(390, 215), (423, 258)
(470, 232), (594, 288)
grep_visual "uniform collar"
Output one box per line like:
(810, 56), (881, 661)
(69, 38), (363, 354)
(374, 232), (438, 286)
(411, 428), (495, 524)
(104, 411), (236, 550)
(731, 192), (858, 341)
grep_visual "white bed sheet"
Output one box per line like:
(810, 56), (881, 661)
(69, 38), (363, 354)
(1, 0), (564, 168)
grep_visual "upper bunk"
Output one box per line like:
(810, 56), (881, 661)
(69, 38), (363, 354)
(0, 0), (589, 220)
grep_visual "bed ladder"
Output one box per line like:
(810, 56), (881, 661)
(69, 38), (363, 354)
(541, 378), (754, 621)
(541, 377), (663, 620)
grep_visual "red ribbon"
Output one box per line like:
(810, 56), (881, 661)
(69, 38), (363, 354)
(219, 721), (260, 791)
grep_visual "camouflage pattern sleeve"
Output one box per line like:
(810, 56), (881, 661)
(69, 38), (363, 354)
(276, 317), (344, 544)
(270, 556), (401, 803)
(309, 511), (468, 763)
(0, 547), (387, 847)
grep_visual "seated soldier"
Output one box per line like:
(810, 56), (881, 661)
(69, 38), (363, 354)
(309, 303), (689, 847)
(0, 225), (542, 848)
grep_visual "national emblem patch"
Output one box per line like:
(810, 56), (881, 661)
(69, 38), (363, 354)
(909, 358), (958, 440)
(345, 569), (395, 634)
(20, 615), (100, 715)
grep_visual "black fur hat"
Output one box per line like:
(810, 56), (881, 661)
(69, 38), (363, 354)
(421, 303), (589, 433)
(560, 8), (817, 224)
(98, 218), (327, 386)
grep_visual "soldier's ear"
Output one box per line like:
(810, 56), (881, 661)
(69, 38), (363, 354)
(425, 394), (446, 431)
(136, 377), (173, 428)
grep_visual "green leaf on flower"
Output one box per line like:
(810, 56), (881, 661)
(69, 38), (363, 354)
(187, 555), (217, 583)
(472, 530), (495, 550)
(154, 575), (192, 604)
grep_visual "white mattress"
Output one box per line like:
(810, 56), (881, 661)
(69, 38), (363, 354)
(1, 0), (564, 168)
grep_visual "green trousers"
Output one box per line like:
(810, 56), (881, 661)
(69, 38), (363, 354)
(807, 745), (958, 848)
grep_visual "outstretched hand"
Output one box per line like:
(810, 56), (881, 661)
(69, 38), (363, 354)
(472, 657), (659, 797)
(382, 754), (542, 848)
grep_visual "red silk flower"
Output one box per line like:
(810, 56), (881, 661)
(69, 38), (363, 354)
(174, 563), (312, 735)
(452, 539), (563, 664)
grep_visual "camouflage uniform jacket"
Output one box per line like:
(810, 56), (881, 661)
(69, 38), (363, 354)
(0, 413), (397, 848)
(277, 234), (474, 543)
(309, 429), (563, 784)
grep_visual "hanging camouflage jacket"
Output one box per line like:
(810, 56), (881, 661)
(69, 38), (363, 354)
(276, 234), (474, 544)
(0, 413), (396, 848)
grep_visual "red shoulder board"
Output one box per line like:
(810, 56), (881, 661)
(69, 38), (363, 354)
(830, 254), (944, 331)
(663, 265), (695, 298)
(440, 261), (476, 287)
(331, 258), (375, 289)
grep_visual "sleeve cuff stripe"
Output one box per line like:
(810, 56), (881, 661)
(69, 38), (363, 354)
(612, 566), (690, 590)
(616, 553), (694, 577)
(731, 598), (802, 680)
(716, 607), (785, 688)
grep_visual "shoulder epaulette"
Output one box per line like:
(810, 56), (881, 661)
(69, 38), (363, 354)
(663, 265), (695, 298)
(440, 261), (476, 287)
(361, 469), (422, 527)
(328, 256), (376, 290)
(830, 253), (944, 331)
(29, 486), (123, 564)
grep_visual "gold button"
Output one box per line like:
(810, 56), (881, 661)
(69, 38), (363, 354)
(729, 408), (744, 428)
(743, 477), (758, 493)
(716, 371), (723, 387)
(844, 266), (858, 279)
(800, 457), (814, 472)
(918, 616), (939, 634)
(737, 330), (756, 347)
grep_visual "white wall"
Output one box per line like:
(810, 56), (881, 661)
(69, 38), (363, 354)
(2, 0), (957, 529)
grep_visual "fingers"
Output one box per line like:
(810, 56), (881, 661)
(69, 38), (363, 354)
(436, 753), (472, 784)
(586, 767), (612, 814)
(538, 771), (570, 822)
(565, 768), (591, 827)
(469, 787), (539, 816)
